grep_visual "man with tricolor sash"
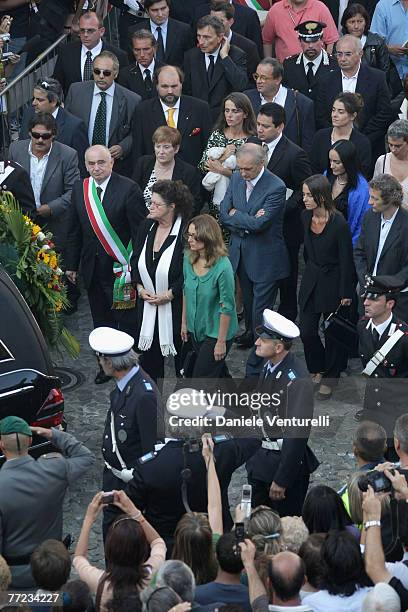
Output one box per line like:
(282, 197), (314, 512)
(65, 145), (146, 383)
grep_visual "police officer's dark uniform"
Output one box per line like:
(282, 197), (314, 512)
(282, 21), (337, 102)
(357, 275), (408, 442)
(0, 160), (36, 216)
(246, 310), (319, 516)
(89, 326), (162, 537)
(126, 435), (260, 555)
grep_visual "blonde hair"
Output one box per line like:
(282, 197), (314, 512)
(347, 471), (390, 525)
(186, 214), (227, 267)
(247, 505), (283, 556)
(281, 516), (309, 553)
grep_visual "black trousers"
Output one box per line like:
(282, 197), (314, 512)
(87, 262), (138, 342)
(299, 309), (348, 382)
(191, 336), (233, 378)
(278, 235), (301, 323)
(139, 323), (182, 383)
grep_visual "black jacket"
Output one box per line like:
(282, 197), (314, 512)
(283, 52), (337, 102)
(131, 96), (213, 168)
(267, 135), (312, 244)
(310, 127), (372, 179)
(246, 352), (319, 489)
(244, 88), (316, 154)
(231, 31), (260, 88)
(64, 173), (146, 288)
(128, 17), (194, 68)
(183, 45), (248, 121)
(299, 210), (356, 312)
(53, 40), (129, 95)
(126, 437), (261, 540)
(132, 155), (203, 214)
(0, 161), (36, 216)
(117, 60), (164, 100)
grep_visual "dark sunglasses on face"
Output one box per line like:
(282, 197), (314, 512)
(93, 68), (112, 76)
(31, 131), (52, 140)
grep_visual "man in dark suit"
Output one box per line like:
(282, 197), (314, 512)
(117, 29), (164, 100)
(283, 20), (337, 102)
(65, 51), (141, 177)
(183, 15), (248, 122)
(354, 174), (408, 323)
(220, 143), (290, 377)
(132, 65), (213, 168)
(194, 0), (263, 57)
(9, 113), (80, 254)
(244, 58), (316, 154)
(128, 0), (194, 68)
(246, 310), (319, 515)
(315, 34), (394, 158)
(19, 77), (89, 177)
(65, 145), (146, 371)
(257, 104), (312, 324)
(210, 1), (260, 89)
(0, 161), (36, 217)
(52, 11), (128, 95)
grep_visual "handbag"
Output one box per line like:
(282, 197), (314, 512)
(320, 304), (359, 354)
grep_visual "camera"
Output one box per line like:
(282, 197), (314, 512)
(0, 34), (10, 42)
(102, 491), (115, 504)
(358, 469), (395, 493)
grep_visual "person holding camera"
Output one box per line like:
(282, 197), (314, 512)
(356, 275), (408, 455)
(246, 309), (319, 517)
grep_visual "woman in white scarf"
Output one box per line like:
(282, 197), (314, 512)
(132, 179), (193, 382)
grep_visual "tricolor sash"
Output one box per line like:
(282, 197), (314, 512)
(83, 177), (136, 309)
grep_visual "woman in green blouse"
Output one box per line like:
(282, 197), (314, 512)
(182, 214), (238, 378)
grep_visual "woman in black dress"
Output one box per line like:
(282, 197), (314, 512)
(299, 174), (356, 400)
(131, 179), (193, 382)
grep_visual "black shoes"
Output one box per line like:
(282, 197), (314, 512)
(234, 331), (254, 349)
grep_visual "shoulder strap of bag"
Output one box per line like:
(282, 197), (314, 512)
(94, 574), (107, 612)
(362, 329), (404, 376)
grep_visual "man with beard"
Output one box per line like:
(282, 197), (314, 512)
(283, 20), (337, 102)
(131, 65), (212, 167)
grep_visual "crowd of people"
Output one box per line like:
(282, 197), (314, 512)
(1, 0), (408, 610)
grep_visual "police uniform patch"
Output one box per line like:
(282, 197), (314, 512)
(144, 381), (153, 391)
(288, 370), (297, 380)
(117, 429), (127, 443)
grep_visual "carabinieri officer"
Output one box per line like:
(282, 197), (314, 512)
(89, 326), (163, 537)
(246, 309), (319, 516)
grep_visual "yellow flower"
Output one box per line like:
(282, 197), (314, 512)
(55, 300), (63, 312)
(32, 225), (41, 236)
(49, 254), (58, 269)
(23, 215), (33, 226)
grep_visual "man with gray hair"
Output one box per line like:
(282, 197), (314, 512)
(220, 142), (289, 376)
(316, 34), (394, 159)
(155, 559), (223, 609)
(89, 326), (162, 538)
(362, 582), (400, 612)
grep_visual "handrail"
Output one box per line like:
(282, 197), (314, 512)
(0, 32), (68, 98)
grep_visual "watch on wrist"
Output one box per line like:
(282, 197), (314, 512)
(364, 520), (381, 530)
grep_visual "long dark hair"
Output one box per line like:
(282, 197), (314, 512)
(103, 515), (150, 599)
(214, 92), (257, 136)
(303, 174), (335, 214)
(328, 139), (360, 189)
(172, 512), (217, 585)
(302, 485), (353, 533)
(322, 530), (371, 595)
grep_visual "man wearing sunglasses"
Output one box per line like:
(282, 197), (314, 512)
(65, 50), (141, 177)
(53, 11), (128, 96)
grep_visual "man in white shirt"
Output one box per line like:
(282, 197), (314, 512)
(118, 30), (163, 100)
(336, 34), (362, 92)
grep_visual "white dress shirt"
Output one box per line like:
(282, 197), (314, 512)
(372, 208), (399, 275)
(88, 83), (115, 146)
(341, 65), (360, 93)
(302, 52), (323, 75)
(368, 314), (393, 339)
(160, 97), (181, 128)
(151, 19), (168, 50)
(260, 85), (288, 108)
(29, 142), (52, 209)
(205, 47), (221, 69)
(138, 59), (155, 80)
(81, 40), (103, 80)
(116, 365), (139, 391)
(92, 175), (111, 202)
(246, 167), (264, 199)
(264, 132), (282, 163)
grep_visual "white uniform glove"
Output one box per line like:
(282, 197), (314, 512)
(111, 466), (134, 482)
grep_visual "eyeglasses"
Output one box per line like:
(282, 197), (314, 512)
(93, 68), (112, 76)
(31, 131), (52, 140)
(80, 28), (99, 34)
(334, 51), (355, 58)
(252, 73), (273, 82)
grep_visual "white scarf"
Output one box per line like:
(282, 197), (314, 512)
(138, 216), (182, 356)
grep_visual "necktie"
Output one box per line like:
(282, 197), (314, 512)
(96, 186), (103, 201)
(144, 68), (152, 92)
(246, 180), (254, 201)
(207, 54), (215, 85)
(167, 107), (176, 128)
(84, 50), (93, 81)
(92, 91), (107, 146)
(156, 26), (165, 62)
(372, 328), (380, 343)
(306, 61), (314, 86)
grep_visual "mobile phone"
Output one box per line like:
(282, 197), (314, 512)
(235, 522), (245, 544)
(240, 484), (252, 519)
(102, 491), (115, 504)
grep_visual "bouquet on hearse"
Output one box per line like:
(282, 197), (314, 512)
(0, 191), (79, 357)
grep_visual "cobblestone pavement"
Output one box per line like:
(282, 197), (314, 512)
(58, 293), (364, 567)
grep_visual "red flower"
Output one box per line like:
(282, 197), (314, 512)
(190, 127), (201, 137)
